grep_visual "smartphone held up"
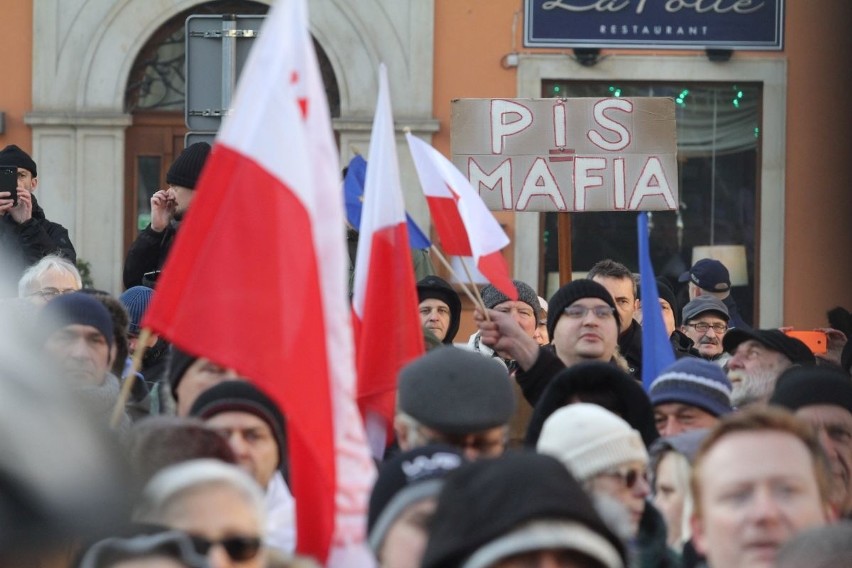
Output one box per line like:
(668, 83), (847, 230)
(0, 166), (17, 206)
(784, 330), (828, 355)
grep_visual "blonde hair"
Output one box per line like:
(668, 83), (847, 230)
(654, 450), (694, 551)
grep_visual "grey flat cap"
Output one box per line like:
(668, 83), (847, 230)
(682, 295), (729, 323)
(398, 347), (516, 435)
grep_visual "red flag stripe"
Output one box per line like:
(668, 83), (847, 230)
(425, 195), (473, 256)
(143, 146), (336, 556)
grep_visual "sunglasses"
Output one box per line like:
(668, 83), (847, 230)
(601, 466), (648, 490)
(189, 535), (262, 561)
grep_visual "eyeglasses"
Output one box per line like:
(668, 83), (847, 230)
(600, 466), (648, 490)
(685, 322), (728, 334)
(27, 287), (77, 299)
(563, 305), (615, 320)
(189, 535), (262, 561)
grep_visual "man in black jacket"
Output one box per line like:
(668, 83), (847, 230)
(123, 142), (211, 288)
(588, 259), (642, 379)
(0, 144), (76, 279)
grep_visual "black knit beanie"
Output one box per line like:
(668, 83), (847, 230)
(189, 380), (288, 475)
(546, 279), (620, 340)
(416, 275), (462, 344)
(524, 361), (659, 448)
(40, 292), (114, 347)
(421, 452), (626, 568)
(770, 366), (852, 414)
(166, 347), (198, 399)
(480, 279), (540, 321)
(0, 144), (37, 177)
(166, 142), (211, 189)
(655, 277), (679, 327)
(368, 444), (466, 553)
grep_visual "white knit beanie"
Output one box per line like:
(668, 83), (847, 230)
(536, 403), (648, 482)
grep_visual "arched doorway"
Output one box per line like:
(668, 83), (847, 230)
(123, 0), (341, 253)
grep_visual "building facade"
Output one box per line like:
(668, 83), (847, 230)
(1, 0), (849, 329)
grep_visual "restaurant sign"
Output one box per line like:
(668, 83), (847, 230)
(524, 0), (784, 50)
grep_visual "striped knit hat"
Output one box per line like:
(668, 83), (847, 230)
(649, 358), (732, 417)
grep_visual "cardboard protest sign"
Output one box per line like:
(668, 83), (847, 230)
(451, 97), (678, 212)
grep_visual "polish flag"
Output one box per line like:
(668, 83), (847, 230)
(405, 133), (517, 300)
(141, 0), (375, 564)
(352, 64), (424, 460)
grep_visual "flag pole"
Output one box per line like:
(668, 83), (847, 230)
(429, 245), (490, 320)
(459, 256), (491, 316)
(110, 327), (153, 428)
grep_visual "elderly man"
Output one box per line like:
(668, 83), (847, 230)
(649, 358), (733, 437)
(189, 380), (294, 554)
(18, 254), (82, 304)
(588, 259), (642, 378)
(770, 366), (852, 518)
(394, 347), (515, 461)
(0, 144), (76, 276)
(467, 279), (540, 369)
(416, 275), (461, 345)
(538, 403), (677, 566)
(690, 407), (833, 568)
(724, 328), (815, 408)
(681, 296), (731, 363)
(475, 279), (621, 405)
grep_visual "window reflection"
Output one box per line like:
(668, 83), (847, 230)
(541, 82), (759, 326)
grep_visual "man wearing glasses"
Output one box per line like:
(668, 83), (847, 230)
(723, 328), (815, 408)
(0, 144), (76, 280)
(475, 279), (621, 405)
(18, 254), (82, 304)
(680, 296), (731, 365)
(538, 403), (679, 566)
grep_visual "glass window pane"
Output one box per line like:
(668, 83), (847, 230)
(540, 81), (760, 326)
(136, 156), (161, 231)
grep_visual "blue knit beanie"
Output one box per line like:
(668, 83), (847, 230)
(649, 358), (732, 417)
(119, 286), (153, 336)
(41, 292), (114, 347)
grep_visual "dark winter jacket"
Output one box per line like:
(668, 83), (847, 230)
(123, 223), (177, 288)
(635, 502), (680, 568)
(514, 345), (567, 406)
(723, 294), (751, 331)
(619, 319), (643, 379)
(671, 329), (700, 359)
(0, 194), (75, 275)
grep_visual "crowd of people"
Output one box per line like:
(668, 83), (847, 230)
(2, 141), (852, 568)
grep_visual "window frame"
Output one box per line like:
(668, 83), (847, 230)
(515, 54), (786, 327)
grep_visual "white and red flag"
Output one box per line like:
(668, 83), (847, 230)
(405, 133), (517, 300)
(352, 64), (424, 460)
(142, 0), (375, 564)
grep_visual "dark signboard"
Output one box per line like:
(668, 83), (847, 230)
(525, 0), (784, 50)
